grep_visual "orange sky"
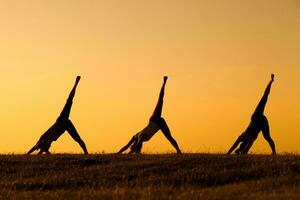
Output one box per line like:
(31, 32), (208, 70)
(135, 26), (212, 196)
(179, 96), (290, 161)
(0, 0), (299, 154)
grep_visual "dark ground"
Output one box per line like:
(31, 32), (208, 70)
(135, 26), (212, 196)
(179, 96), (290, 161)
(0, 154), (299, 200)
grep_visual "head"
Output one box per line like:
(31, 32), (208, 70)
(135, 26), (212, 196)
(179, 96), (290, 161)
(130, 141), (143, 154)
(38, 139), (51, 153)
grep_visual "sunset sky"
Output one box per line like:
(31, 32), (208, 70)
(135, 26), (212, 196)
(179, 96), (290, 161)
(0, 0), (299, 154)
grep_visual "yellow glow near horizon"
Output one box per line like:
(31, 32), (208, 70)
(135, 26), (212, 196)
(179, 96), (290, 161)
(0, 0), (299, 154)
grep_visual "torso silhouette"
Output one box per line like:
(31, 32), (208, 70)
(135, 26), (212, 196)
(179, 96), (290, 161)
(135, 121), (160, 141)
(41, 118), (69, 142)
(242, 114), (268, 140)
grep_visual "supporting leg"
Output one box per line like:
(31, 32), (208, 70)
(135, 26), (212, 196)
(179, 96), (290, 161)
(262, 118), (276, 155)
(159, 118), (181, 154)
(66, 120), (88, 154)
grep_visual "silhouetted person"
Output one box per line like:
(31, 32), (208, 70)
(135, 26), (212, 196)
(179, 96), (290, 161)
(118, 76), (181, 154)
(227, 74), (276, 155)
(27, 76), (88, 155)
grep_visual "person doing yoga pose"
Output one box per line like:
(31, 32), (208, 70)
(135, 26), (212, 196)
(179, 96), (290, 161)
(118, 76), (182, 154)
(227, 74), (276, 155)
(27, 76), (88, 155)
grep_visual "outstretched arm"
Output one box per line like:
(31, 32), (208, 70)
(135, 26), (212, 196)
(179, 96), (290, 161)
(151, 76), (168, 119)
(253, 74), (274, 116)
(27, 137), (51, 155)
(234, 137), (255, 154)
(129, 139), (143, 154)
(59, 76), (81, 119)
(118, 136), (136, 154)
(227, 135), (244, 155)
(241, 139), (255, 154)
(27, 144), (38, 155)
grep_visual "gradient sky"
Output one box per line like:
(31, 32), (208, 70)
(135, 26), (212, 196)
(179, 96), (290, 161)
(0, 0), (299, 154)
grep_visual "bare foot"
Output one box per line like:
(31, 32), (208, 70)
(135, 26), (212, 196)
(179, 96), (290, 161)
(76, 76), (81, 83)
(164, 76), (168, 82)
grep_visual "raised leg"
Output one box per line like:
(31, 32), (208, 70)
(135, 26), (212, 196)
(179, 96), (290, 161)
(66, 119), (88, 154)
(58, 76), (81, 120)
(253, 74), (274, 117)
(159, 118), (181, 154)
(151, 76), (168, 119)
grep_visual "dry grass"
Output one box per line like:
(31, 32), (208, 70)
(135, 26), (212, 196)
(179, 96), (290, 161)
(0, 154), (299, 199)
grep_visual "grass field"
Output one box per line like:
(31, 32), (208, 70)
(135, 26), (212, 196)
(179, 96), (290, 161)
(0, 154), (299, 200)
